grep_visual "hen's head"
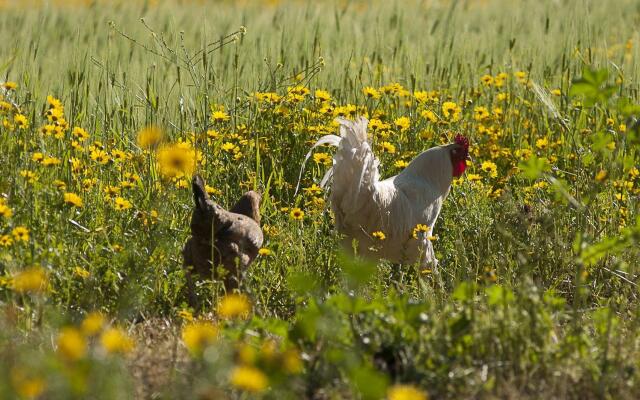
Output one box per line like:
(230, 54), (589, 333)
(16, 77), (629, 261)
(450, 134), (469, 177)
(191, 174), (223, 239)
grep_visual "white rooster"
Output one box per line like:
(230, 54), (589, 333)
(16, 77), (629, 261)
(303, 116), (469, 269)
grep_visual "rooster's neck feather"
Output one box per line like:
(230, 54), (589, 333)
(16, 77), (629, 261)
(398, 145), (453, 195)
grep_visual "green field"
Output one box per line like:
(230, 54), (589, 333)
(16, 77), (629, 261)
(1, 0), (640, 398)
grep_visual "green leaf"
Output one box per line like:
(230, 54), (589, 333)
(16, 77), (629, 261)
(590, 131), (613, 152)
(290, 300), (321, 341)
(569, 67), (618, 107)
(485, 285), (514, 307)
(518, 156), (550, 180)
(287, 270), (318, 295)
(339, 251), (377, 289)
(617, 97), (640, 116)
(543, 289), (566, 308)
(579, 222), (640, 266)
(453, 281), (476, 302)
(592, 307), (619, 336)
(350, 366), (389, 400)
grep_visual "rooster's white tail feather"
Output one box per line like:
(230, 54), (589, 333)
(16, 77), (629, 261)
(298, 117), (380, 226)
(330, 117), (380, 219)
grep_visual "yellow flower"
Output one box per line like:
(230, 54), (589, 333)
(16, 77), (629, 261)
(72, 126), (90, 141)
(210, 109), (230, 123)
(100, 327), (134, 354)
(221, 142), (238, 153)
(182, 321), (218, 355)
(473, 106), (489, 121)
(369, 119), (388, 131)
(256, 92), (281, 104)
(14, 113), (29, 129)
(480, 161), (498, 178)
(494, 72), (509, 87)
(380, 82), (405, 96)
(217, 293), (251, 319)
(315, 89), (331, 102)
(413, 91), (429, 103)
(551, 89), (562, 96)
(0, 234), (13, 247)
(412, 224), (430, 239)
(45, 107), (64, 123)
(258, 248), (272, 256)
(281, 348), (303, 374)
(0, 203), (13, 218)
(394, 116), (410, 132)
(0, 100), (12, 113)
(82, 312), (105, 336)
(113, 197), (132, 211)
(57, 327), (87, 361)
(124, 172), (141, 185)
(10, 368), (46, 400)
(176, 178), (189, 189)
(380, 141), (396, 154)
(156, 142), (197, 179)
(111, 149), (128, 162)
(303, 183), (323, 196)
(363, 86), (381, 99)
(69, 157), (82, 174)
(387, 384), (428, 400)
(289, 207), (305, 221)
(310, 196), (325, 209)
(515, 71), (528, 84)
(3, 81), (17, 90)
(103, 185), (121, 199)
(420, 109), (438, 123)
(19, 170), (38, 184)
(31, 152), (45, 163)
(73, 266), (90, 279)
(42, 156), (61, 167)
(480, 74), (493, 86)
(394, 160), (409, 169)
(466, 173), (482, 182)
(313, 152), (332, 166)
(46, 95), (64, 111)
(595, 170), (608, 182)
(535, 137), (549, 150)
(178, 309), (194, 322)
(442, 101), (461, 121)
(64, 192), (83, 208)
(230, 366), (269, 393)
(372, 231), (386, 240)
(53, 180), (66, 190)
(204, 129), (220, 141)
(90, 149), (110, 164)
(201, 185), (220, 197)
(12, 266), (47, 294)
(288, 85), (310, 96)
(12, 226), (29, 242)
(136, 126), (163, 149)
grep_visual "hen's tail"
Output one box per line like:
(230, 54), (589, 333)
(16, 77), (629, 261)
(297, 117), (379, 217)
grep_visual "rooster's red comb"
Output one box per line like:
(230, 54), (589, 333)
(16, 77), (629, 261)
(454, 134), (469, 150)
